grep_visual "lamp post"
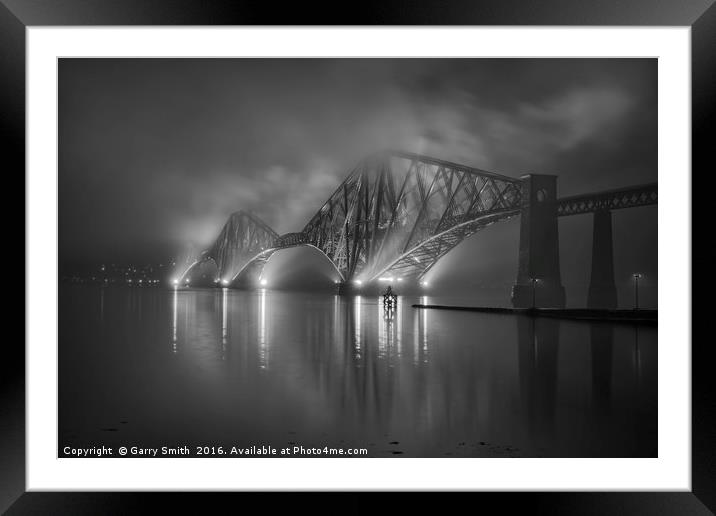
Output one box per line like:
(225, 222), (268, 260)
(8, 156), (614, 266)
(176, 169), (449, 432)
(530, 278), (540, 309)
(632, 273), (642, 310)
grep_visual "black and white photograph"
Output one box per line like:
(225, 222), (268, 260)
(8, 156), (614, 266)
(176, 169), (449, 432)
(1, 0), (710, 510)
(58, 57), (659, 459)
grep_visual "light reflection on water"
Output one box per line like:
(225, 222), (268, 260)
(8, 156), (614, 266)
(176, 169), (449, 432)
(59, 286), (657, 457)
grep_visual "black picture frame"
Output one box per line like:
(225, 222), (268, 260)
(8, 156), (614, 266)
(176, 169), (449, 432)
(4, 0), (712, 513)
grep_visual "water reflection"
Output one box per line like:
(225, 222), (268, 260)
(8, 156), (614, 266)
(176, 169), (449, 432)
(413, 310), (420, 366)
(259, 288), (268, 370)
(396, 296), (402, 359)
(517, 317), (559, 448)
(590, 323), (613, 417)
(421, 296), (428, 364)
(634, 325), (641, 391)
(353, 295), (362, 358)
(221, 288), (228, 360)
(60, 286), (658, 458)
(99, 286), (105, 323)
(171, 287), (178, 353)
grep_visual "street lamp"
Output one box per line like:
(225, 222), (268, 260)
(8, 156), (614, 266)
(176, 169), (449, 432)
(632, 273), (642, 310)
(530, 278), (540, 309)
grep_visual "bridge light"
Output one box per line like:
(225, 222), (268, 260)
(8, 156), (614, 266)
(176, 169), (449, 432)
(397, 278), (403, 282)
(260, 279), (268, 286)
(354, 280), (362, 287)
(172, 278), (179, 285)
(222, 279), (229, 286)
(632, 273), (643, 310)
(421, 281), (429, 287)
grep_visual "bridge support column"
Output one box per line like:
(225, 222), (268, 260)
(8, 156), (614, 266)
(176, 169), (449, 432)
(512, 174), (566, 308)
(587, 209), (618, 309)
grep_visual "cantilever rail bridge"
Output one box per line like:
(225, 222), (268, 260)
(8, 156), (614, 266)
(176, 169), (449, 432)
(175, 151), (656, 308)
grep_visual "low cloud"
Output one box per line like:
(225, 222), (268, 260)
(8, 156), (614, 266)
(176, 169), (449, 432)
(59, 58), (655, 265)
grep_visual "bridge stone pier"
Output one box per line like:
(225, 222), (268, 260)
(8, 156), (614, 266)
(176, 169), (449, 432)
(587, 209), (618, 309)
(511, 174), (566, 308)
(555, 181), (657, 308)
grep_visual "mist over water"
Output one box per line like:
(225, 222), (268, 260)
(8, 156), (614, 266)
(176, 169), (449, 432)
(60, 286), (657, 457)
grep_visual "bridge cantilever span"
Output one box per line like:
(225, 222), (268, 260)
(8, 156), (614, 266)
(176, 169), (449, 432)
(299, 151), (523, 283)
(175, 210), (278, 285)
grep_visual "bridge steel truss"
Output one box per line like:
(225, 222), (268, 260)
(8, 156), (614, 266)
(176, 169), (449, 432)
(298, 151), (523, 282)
(556, 182), (657, 216)
(177, 211), (278, 283)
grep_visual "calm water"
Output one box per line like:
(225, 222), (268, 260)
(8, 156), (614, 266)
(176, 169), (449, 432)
(59, 286), (657, 457)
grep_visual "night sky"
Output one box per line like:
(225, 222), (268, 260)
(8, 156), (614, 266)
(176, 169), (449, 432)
(59, 58), (657, 296)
